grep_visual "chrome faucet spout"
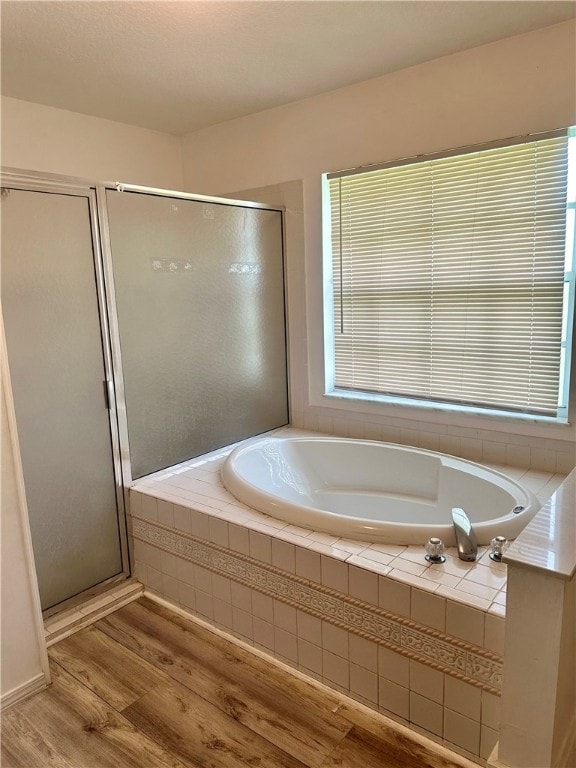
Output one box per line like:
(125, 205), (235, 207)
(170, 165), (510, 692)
(451, 507), (478, 562)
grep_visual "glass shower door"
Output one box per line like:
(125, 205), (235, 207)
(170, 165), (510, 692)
(104, 189), (289, 479)
(1, 186), (124, 610)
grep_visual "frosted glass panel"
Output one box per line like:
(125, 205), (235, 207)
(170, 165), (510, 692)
(106, 190), (288, 479)
(1, 189), (122, 610)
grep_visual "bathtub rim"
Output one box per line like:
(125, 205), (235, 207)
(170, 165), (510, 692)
(221, 435), (540, 546)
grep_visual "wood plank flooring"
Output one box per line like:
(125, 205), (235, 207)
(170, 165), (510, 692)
(2, 597), (478, 768)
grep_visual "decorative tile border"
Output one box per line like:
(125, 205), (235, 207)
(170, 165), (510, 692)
(132, 516), (502, 695)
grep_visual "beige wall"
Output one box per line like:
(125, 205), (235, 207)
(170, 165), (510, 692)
(181, 21), (575, 190)
(1, 352), (49, 705)
(181, 21), (576, 466)
(1, 96), (183, 188)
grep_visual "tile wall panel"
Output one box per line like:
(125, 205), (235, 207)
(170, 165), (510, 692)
(131, 506), (504, 758)
(292, 407), (575, 474)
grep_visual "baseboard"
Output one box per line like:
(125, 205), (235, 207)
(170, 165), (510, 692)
(1, 673), (48, 710)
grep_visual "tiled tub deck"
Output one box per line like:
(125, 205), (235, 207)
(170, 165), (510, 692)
(129, 430), (567, 763)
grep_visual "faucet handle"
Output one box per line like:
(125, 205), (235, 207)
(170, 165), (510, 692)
(489, 536), (509, 562)
(425, 537), (446, 564)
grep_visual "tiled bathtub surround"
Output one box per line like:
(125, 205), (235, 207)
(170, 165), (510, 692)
(129, 431), (567, 760)
(290, 408), (576, 475)
(132, 517), (502, 691)
(132, 430), (565, 616)
(131, 514), (503, 760)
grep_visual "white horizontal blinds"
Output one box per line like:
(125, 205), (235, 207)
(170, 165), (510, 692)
(330, 135), (569, 415)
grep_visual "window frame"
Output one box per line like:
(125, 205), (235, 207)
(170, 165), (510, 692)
(321, 129), (576, 426)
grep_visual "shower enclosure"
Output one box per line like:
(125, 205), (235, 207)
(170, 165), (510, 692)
(1, 170), (288, 612)
(102, 186), (288, 481)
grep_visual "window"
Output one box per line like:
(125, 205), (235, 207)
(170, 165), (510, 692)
(324, 129), (575, 421)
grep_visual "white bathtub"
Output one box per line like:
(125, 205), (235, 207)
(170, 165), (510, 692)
(221, 437), (540, 545)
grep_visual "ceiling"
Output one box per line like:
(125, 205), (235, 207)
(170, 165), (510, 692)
(1, 1), (574, 135)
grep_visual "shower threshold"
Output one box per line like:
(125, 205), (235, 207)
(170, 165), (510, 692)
(44, 578), (143, 647)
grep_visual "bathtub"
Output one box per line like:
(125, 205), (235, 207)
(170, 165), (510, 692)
(221, 436), (540, 545)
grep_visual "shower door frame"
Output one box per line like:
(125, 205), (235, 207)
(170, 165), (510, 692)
(95, 181), (288, 487)
(0, 169), (131, 609)
(1, 167), (289, 610)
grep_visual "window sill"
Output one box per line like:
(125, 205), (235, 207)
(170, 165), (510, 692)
(315, 388), (571, 435)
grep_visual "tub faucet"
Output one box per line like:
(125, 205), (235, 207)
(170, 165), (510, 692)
(451, 507), (478, 561)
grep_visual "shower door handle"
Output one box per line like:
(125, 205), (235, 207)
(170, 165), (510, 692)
(103, 380), (113, 410)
